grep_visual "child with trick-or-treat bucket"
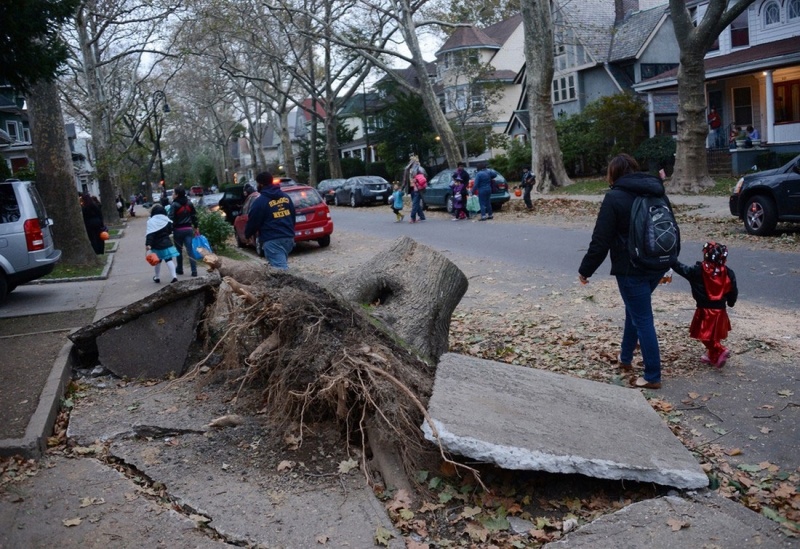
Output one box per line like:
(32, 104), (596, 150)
(390, 182), (405, 222)
(145, 204), (180, 284)
(672, 241), (738, 368)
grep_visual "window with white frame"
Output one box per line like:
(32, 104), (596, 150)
(789, 0), (800, 20)
(763, 1), (780, 26)
(21, 128), (30, 143)
(471, 89), (484, 111)
(5, 121), (18, 140)
(730, 10), (749, 47)
(552, 74), (576, 104)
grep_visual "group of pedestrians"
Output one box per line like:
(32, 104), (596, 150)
(145, 186), (200, 283)
(579, 153), (738, 390)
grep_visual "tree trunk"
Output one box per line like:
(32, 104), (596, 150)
(521, 0), (572, 192)
(27, 79), (102, 266)
(668, 0), (756, 193)
(329, 236), (468, 362)
(324, 100), (344, 179)
(278, 107), (297, 179)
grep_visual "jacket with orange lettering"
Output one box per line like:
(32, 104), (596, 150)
(244, 184), (296, 242)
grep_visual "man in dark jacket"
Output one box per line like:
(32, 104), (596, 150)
(578, 154), (675, 390)
(245, 172), (296, 270)
(169, 187), (199, 276)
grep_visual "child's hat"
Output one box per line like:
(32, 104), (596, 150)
(702, 241), (728, 265)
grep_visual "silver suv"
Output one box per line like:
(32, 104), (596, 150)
(0, 180), (62, 303)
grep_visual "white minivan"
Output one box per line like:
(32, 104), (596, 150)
(0, 180), (62, 303)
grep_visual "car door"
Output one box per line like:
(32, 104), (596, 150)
(425, 170), (453, 209)
(782, 159), (800, 219)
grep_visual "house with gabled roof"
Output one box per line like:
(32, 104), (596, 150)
(506, 0), (677, 142)
(634, 0), (800, 160)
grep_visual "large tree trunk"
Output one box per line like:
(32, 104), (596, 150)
(522, 0), (572, 192)
(668, 0), (755, 193)
(329, 236), (468, 362)
(324, 98), (344, 179)
(27, 79), (102, 266)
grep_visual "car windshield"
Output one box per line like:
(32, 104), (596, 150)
(353, 177), (388, 186)
(287, 188), (323, 209)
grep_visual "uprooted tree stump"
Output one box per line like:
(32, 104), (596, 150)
(328, 236), (468, 362)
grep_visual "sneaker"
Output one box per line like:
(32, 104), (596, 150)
(409, 219), (416, 224)
(153, 277), (160, 283)
(171, 278), (178, 284)
(700, 354), (711, 364)
(451, 218), (459, 221)
(400, 215), (405, 222)
(176, 270), (184, 275)
(487, 215), (494, 220)
(191, 272), (197, 277)
(480, 216), (487, 221)
(616, 354), (633, 372)
(714, 349), (731, 369)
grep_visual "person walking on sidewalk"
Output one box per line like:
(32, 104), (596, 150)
(578, 153), (671, 390)
(145, 204), (179, 284)
(169, 187), (199, 277)
(672, 242), (738, 368)
(245, 171), (296, 270)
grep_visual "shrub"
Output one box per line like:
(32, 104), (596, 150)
(197, 209), (233, 251)
(635, 135), (676, 175)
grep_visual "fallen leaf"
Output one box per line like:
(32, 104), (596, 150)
(726, 448), (742, 456)
(777, 389), (794, 397)
(406, 540), (429, 549)
(207, 414), (244, 429)
(464, 521), (489, 542)
(316, 534), (328, 544)
(284, 433), (301, 450)
(338, 458), (358, 475)
(79, 497), (105, 508)
(189, 514), (211, 524)
(62, 517), (82, 527)
(385, 489), (412, 513)
(667, 518), (689, 531)
(688, 392), (700, 399)
(374, 525), (394, 546)
(760, 426), (772, 434)
(459, 506), (482, 520)
(399, 508), (414, 521)
(277, 460), (295, 472)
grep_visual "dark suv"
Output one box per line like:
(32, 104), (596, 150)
(0, 180), (62, 303)
(729, 153), (800, 235)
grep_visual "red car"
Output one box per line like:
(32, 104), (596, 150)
(233, 185), (333, 252)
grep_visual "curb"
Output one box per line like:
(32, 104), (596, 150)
(33, 251), (115, 284)
(0, 338), (73, 458)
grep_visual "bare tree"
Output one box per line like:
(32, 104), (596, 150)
(669, 0), (755, 193)
(521, 0), (572, 191)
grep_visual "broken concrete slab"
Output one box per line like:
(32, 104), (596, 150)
(0, 456), (230, 549)
(423, 353), (709, 489)
(545, 493), (792, 548)
(96, 293), (204, 379)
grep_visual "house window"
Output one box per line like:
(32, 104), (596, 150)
(21, 128), (30, 143)
(774, 79), (800, 122)
(730, 11), (749, 47)
(655, 115), (678, 135)
(789, 0), (800, 20)
(641, 64), (679, 80)
(471, 90), (484, 110)
(732, 87), (753, 125)
(5, 121), (18, 140)
(552, 74), (576, 104)
(763, 1), (780, 25)
(455, 88), (467, 110)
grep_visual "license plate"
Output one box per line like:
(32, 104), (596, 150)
(296, 214), (307, 222)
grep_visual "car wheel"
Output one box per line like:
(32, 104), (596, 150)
(350, 194), (357, 208)
(317, 235), (331, 248)
(334, 195), (340, 207)
(445, 195), (453, 214)
(744, 195), (777, 236)
(255, 235), (265, 257)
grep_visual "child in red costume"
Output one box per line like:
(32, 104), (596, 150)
(673, 242), (738, 368)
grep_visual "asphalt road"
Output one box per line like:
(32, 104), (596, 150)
(326, 206), (800, 311)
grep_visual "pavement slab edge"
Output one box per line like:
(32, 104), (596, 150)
(423, 353), (708, 489)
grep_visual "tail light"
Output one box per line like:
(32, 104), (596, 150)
(24, 219), (45, 251)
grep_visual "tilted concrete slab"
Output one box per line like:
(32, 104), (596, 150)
(545, 493), (792, 548)
(423, 354), (708, 489)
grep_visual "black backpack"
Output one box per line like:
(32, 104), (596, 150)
(628, 194), (680, 272)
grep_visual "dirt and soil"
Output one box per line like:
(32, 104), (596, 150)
(2, 199), (798, 547)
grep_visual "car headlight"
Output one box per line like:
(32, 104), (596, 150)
(733, 177), (744, 194)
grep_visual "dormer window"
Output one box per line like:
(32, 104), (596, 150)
(790, 0), (800, 19)
(730, 11), (749, 47)
(763, 1), (780, 26)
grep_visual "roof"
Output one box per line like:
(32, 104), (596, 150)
(556, 0), (616, 64)
(608, 5), (668, 62)
(483, 14), (523, 46)
(299, 98), (329, 122)
(482, 69), (517, 83)
(338, 92), (382, 117)
(634, 36), (800, 92)
(437, 26), (500, 56)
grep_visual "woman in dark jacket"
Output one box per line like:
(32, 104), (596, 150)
(80, 193), (105, 254)
(578, 154), (673, 389)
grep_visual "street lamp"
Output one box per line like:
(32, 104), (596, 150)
(152, 90), (170, 192)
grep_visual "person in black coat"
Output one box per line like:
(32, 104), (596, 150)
(578, 154), (676, 390)
(80, 193), (105, 254)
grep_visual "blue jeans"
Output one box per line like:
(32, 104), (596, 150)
(410, 191), (425, 221)
(478, 188), (492, 218)
(262, 237), (295, 270)
(616, 274), (663, 383)
(173, 228), (197, 275)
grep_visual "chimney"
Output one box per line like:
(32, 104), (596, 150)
(615, 0), (641, 23)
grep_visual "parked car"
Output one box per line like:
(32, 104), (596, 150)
(0, 180), (62, 303)
(729, 153), (800, 235)
(333, 176), (392, 207)
(233, 185), (333, 252)
(317, 178), (346, 205)
(190, 185), (204, 197)
(194, 192), (223, 213)
(217, 184), (247, 223)
(423, 168), (511, 212)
